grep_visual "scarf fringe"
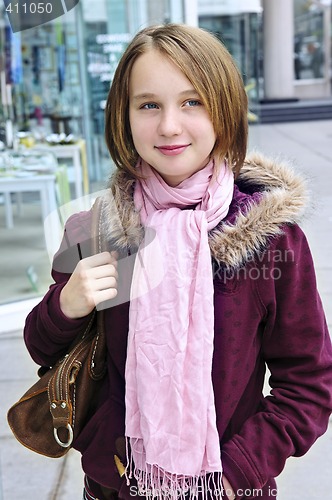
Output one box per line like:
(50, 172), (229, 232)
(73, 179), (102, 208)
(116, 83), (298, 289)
(125, 438), (224, 500)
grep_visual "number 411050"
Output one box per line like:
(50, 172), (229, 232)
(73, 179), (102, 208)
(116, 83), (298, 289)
(6, 2), (53, 14)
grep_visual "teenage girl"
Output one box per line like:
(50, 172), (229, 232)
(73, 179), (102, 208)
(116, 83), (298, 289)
(24, 24), (332, 500)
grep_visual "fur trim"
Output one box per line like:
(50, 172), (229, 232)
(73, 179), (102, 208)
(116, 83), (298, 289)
(209, 152), (309, 269)
(101, 153), (309, 270)
(100, 171), (144, 251)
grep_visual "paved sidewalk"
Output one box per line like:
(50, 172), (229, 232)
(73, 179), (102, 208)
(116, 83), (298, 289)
(0, 329), (84, 500)
(1, 120), (332, 499)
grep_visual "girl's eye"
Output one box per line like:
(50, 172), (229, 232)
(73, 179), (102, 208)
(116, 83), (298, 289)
(185, 100), (201, 107)
(141, 103), (158, 109)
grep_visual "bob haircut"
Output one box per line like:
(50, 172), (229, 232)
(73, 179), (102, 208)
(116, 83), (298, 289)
(105, 23), (248, 179)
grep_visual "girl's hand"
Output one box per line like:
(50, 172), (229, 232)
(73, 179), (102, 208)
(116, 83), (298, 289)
(59, 251), (118, 319)
(222, 474), (236, 500)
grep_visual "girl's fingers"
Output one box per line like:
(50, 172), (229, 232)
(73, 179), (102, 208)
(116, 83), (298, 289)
(95, 287), (118, 303)
(94, 276), (117, 292)
(81, 251), (115, 268)
(91, 263), (118, 280)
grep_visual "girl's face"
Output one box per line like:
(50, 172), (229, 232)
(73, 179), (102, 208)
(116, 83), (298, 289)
(129, 49), (216, 187)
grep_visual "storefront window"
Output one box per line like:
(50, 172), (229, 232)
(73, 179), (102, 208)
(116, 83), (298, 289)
(199, 13), (261, 120)
(294, 0), (325, 80)
(0, 9), (81, 139)
(82, 3), (131, 181)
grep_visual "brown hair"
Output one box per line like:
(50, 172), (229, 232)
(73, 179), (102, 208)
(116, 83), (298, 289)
(105, 23), (248, 179)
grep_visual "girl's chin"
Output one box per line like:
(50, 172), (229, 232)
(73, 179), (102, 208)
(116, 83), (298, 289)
(157, 172), (192, 187)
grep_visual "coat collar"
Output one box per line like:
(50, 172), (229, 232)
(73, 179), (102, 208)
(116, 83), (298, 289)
(100, 152), (309, 271)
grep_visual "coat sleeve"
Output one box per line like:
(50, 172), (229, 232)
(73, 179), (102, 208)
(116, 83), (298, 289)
(24, 210), (95, 367)
(221, 224), (332, 498)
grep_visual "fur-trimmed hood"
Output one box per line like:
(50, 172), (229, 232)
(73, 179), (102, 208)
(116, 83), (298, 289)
(100, 152), (309, 271)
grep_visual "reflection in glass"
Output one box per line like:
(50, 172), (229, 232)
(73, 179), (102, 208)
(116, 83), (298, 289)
(294, 0), (325, 80)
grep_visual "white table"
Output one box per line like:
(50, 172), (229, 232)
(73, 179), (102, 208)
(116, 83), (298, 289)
(0, 174), (57, 230)
(35, 140), (88, 199)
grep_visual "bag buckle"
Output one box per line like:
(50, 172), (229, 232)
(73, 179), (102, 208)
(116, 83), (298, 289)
(53, 424), (73, 448)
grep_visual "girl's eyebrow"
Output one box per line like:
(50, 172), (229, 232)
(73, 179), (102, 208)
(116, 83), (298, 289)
(132, 89), (200, 101)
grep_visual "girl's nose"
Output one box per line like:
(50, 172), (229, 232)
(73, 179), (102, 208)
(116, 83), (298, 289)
(157, 109), (182, 137)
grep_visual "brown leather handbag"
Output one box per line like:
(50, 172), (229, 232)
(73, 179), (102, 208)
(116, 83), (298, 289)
(7, 199), (107, 458)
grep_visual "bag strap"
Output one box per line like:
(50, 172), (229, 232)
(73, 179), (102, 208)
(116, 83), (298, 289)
(88, 196), (106, 380)
(91, 196), (104, 255)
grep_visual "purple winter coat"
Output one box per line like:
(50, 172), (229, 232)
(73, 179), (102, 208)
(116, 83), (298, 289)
(24, 153), (332, 499)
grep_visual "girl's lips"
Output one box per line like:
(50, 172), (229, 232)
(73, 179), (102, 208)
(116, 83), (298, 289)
(156, 144), (190, 156)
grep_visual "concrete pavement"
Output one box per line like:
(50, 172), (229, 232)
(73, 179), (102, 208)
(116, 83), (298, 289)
(1, 119), (332, 499)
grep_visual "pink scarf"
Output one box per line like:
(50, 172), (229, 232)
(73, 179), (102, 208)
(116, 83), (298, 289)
(125, 158), (234, 499)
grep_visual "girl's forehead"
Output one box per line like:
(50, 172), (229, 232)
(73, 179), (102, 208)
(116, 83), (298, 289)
(129, 49), (194, 90)
(132, 49), (176, 71)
